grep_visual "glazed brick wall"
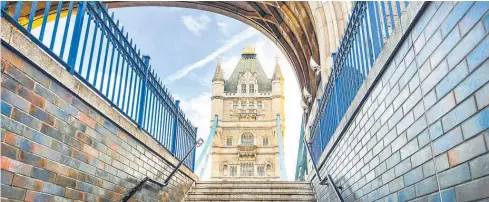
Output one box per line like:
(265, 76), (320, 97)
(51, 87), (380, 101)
(0, 45), (196, 201)
(312, 2), (489, 202)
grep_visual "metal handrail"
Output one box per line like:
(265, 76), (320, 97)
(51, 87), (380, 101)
(121, 138), (204, 202)
(303, 137), (344, 202)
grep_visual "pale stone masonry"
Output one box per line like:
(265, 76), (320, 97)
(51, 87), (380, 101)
(209, 45), (285, 181)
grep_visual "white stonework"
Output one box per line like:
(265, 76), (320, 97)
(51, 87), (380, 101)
(210, 45), (285, 181)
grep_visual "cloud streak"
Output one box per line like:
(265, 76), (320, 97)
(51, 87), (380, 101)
(181, 14), (212, 36)
(163, 27), (258, 83)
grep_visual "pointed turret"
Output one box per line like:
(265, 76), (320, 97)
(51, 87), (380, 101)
(211, 57), (225, 119)
(272, 56), (284, 119)
(272, 57), (283, 81)
(213, 57), (225, 82)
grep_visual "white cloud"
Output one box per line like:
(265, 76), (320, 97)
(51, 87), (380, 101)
(163, 27), (258, 83)
(217, 21), (229, 35)
(181, 14), (212, 36)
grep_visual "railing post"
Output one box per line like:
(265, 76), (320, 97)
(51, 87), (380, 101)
(137, 55), (151, 129)
(192, 127), (198, 170)
(170, 100), (180, 155)
(67, 2), (87, 74)
(367, 1), (382, 59)
(317, 98), (325, 150)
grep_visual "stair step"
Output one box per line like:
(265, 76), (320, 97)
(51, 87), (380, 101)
(186, 200), (315, 202)
(196, 181), (312, 184)
(185, 181), (316, 201)
(194, 183), (312, 189)
(186, 194), (316, 201)
(189, 189), (315, 194)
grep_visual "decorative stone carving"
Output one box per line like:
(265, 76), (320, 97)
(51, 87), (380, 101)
(310, 56), (321, 76)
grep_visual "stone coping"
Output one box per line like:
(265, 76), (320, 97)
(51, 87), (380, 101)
(307, 1), (427, 181)
(0, 18), (199, 181)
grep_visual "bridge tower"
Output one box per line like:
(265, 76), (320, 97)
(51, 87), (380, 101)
(209, 45), (285, 181)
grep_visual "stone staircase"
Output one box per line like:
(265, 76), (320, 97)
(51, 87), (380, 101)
(184, 181), (316, 201)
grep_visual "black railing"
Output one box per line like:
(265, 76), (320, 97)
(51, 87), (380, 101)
(121, 138), (204, 202)
(303, 138), (344, 202)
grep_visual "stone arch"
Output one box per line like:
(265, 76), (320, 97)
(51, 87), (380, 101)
(241, 132), (254, 145)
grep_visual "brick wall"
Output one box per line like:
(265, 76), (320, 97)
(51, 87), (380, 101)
(1, 20), (197, 201)
(311, 2), (489, 202)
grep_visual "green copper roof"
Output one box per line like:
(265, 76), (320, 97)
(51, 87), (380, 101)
(224, 54), (272, 93)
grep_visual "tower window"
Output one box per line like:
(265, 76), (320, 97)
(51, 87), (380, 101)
(248, 101), (254, 109)
(229, 166), (237, 176)
(241, 133), (254, 146)
(249, 84), (255, 93)
(257, 166), (266, 176)
(226, 137), (233, 147)
(263, 137), (269, 146)
(240, 163), (254, 177)
(257, 101), (263, 109)
(241, 84), (247, 93)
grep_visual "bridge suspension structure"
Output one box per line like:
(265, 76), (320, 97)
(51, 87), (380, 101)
(194, 115), (219, 178)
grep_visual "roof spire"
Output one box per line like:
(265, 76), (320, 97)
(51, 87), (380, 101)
(242, 43), (256, 55)
(272, 56), (283, 81)
(212, 56), (225, 82)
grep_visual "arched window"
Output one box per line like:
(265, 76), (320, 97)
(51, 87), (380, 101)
(241, 101), (246, 109)
(249, 84), (255, 93)
(229, 166), (237, 176)
(241, 84), (247, 93)
(248, 101), (254, 109)
(257, 101), (263, 109)
(240, 162), (254, 177)
(226, 137), (233, 147)
(257, 166), (266, 176)
(241, 133), (254, 145)
(262, 137), (269, 146)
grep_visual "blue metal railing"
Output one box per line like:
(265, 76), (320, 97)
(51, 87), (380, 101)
(1, 1), (197, 169)
(309, 1), (409, 165)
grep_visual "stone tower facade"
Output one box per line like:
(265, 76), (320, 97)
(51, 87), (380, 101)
(210, 45), (285, 181)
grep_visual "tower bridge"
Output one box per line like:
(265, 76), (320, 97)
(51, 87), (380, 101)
(1, 1), (489, 202)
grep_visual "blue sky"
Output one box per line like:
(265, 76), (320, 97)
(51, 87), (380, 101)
(111, 7), (257, 99)
(109, 7), (303, 180)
